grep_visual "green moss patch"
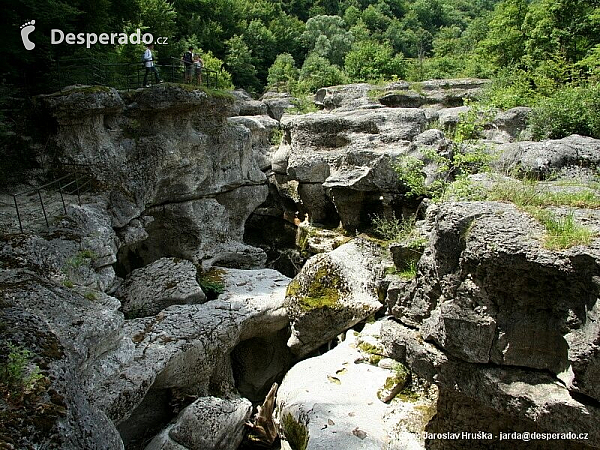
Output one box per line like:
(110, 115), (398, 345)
(281, 412), (309, 450)
(377, 362), (414, 402)
(197, 268), (226, 300)
(297, 266), (344, 312)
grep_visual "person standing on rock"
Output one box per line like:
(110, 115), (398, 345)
(143, 43), (162, 87)
(182, 46), (194, 83)
(194, 54), (204, 85)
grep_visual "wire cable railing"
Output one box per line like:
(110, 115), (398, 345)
(9, 165), (95, 233)
(52, 57), (220, 91)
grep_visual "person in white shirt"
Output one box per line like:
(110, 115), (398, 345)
(193, 55), (204, 85)
(142, 43), (162, 87)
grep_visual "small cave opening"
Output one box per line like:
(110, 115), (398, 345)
(117, 387), (195, 450)
(330, 187), (423, 234)
(114, 241), (147, 279)
(244, 180), (308, 278)
(231, 328), (295, 404)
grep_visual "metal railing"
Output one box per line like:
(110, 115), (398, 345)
(52, 57), (220, 91)
(10, 166), (94, 233)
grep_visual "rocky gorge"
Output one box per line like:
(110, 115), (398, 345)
(0, 79), (599, 450)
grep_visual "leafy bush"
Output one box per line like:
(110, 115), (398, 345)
(0, 343), (44, 397)
(394, 157), (434, 198)
(267, 53), (299, 92)
(344, 40), (405, 82)
(451, 101), (496, 143)
(297, 53), (348, 93)
(479, 68), (539, 109)
(395, 104), (494, 201)
(530, 84), (600, 140)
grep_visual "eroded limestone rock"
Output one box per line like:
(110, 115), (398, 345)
(494, 134), (600, 179)
(277, 321), (437, 450)
(40, 85), (269, 269)
(84, 268), (290, 426)
(145, 396), (252, 450)
(285, 239), (386, 356)
(116, 257), (206, 318)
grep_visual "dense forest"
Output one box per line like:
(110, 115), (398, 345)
(1, 0), (600, 140)
(2, 0), (598, 94)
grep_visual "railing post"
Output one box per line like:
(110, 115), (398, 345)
(38, 189), (49, 228)
(75, 176), (81, 205)
(13, 195), (23, 233)
(58, 179), (67, 214)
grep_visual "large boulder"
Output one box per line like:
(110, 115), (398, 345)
(314, 83), (382, 111)
(380, 319), (600, 449)
(230, 89), (268, 116)
(494, 134), (600, 178)
(383, 198), (600, 448)
(0, 203), (118, 292)
(285, 239), (386, 356)
(379, 79), (489, 109)
(392, 201), (600, 376)
(485, 106), (532, 142)
(38, 85), (124, 122)
(277, 321), (437, 450)
(145, 396), (252, 450)
(278, 107), (427, 228)
(130, 185), (268, 267)
(315, 80), (490, 111)
(419, 78), (490, 106)
(0, 250), (125, 449)
(261, 91), (296, 121)
(228, 115), (280, 171)
(116, 257), (206, 318)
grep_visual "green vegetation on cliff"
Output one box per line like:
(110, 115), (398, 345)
(2, 0), (600, 157)
(4, 1), (599, 96)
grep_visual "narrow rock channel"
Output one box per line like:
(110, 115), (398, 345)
(1, 81), (599, 450)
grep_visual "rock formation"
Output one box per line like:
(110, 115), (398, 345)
(3, 79), (600, 450)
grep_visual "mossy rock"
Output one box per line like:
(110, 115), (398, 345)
(281, 412), (309, 450)
(285, 258), (348, 313)
(357, 341), (385, 365)
(377, 362), (411, 402)
(197, 268), (226, 300)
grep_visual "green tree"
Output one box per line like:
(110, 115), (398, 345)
(345, 40), (405, 81)
(225, 35), (261, 92)
(243, 19), (278, 83)
(478, 0), (528, 68)
(301, 15), (354, 66)
(298, 52), (348, 92)
(361, 4), (391, 34)
(343, 5), (362, 27)
(176, 0), (243, 58)
(267, 53), (299, 92)
(269, 13), (306, 58)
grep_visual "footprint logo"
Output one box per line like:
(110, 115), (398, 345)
(20, 20), (36, 51)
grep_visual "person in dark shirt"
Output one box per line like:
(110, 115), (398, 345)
(182, 46), (194, 83)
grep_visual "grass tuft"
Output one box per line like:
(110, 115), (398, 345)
(527, 209), (594, 250)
